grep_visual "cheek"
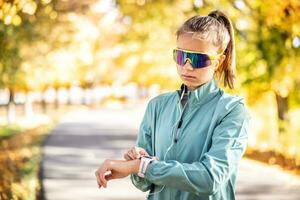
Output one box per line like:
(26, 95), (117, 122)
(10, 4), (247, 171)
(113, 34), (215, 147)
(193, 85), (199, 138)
(176, 65), (181, 74)
(207, 67), (215, 76)
(195, 67), (215, 79)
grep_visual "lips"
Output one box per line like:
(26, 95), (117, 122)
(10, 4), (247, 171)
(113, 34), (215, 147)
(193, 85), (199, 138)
(182, 74), (196, 79)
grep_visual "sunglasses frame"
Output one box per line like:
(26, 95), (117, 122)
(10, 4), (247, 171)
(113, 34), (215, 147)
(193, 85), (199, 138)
(173, 48), (223, 68)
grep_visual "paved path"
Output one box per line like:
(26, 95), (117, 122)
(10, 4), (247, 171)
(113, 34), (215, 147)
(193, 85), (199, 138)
(42, 105), (300, 200)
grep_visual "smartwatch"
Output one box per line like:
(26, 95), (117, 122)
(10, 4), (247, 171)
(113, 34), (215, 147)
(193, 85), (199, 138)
(137, 155), (155, 178)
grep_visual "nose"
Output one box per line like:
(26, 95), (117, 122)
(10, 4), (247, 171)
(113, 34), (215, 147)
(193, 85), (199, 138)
(182, 59), (194, 70)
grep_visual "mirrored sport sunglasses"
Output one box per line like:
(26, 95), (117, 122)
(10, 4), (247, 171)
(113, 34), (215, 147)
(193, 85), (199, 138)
(173, 48), (223, 69)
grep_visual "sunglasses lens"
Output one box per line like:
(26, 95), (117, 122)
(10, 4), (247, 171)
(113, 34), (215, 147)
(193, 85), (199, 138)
(193, 54), (211, 68)
(173, 49), (185, 65)
(173, 49), (211, 68)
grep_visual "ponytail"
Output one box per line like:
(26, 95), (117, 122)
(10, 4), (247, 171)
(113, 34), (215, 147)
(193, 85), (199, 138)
(208, 10), (236, 89)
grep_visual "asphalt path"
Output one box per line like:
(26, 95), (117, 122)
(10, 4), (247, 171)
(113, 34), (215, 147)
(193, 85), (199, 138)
(41, 105), (300, 200)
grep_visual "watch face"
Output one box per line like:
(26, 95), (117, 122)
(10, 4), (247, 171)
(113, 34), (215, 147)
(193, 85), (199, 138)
(142, 155), (152, 159)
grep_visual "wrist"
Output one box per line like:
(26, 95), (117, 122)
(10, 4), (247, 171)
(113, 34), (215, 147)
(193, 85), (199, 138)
(131, 159), (141, 174)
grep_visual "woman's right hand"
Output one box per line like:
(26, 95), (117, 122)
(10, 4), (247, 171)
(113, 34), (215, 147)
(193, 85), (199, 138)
(123, 146), (149, 161)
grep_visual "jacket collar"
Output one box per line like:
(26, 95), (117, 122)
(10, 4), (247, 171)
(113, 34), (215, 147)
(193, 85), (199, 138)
(177, 78), (220, 106)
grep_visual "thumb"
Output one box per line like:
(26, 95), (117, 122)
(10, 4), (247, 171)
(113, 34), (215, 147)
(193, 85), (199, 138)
(139, 149), (148, 155)
(105, 173), (115, 181)
(136, 147), (149, 156)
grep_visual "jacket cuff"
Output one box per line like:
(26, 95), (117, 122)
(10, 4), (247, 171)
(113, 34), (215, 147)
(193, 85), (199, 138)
(144, 160), (160, 181)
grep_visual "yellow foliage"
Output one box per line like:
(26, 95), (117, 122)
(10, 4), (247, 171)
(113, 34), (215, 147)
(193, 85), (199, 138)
(0, 126), (50, 200)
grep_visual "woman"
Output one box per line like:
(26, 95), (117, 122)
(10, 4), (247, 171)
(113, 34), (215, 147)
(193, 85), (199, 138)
(95, 10), (250, 200)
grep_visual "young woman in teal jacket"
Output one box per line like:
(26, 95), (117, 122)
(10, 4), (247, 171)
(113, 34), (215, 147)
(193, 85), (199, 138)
(95, 10), (251, 200)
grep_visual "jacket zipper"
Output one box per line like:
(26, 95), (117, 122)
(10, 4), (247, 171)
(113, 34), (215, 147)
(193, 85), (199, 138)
(174, 91), (189, 143)
(171, 89), (189, 199)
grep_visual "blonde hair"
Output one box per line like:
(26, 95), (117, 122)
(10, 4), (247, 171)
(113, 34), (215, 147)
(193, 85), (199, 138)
(176, 10), (236, 89)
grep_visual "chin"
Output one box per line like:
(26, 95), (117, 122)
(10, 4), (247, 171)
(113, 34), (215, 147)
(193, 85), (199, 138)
(181, 78), (194, 85)
(183, 81), (197, 88)
(182, 80), (205, 89)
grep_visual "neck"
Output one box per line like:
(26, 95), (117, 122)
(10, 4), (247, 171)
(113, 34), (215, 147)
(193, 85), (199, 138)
(186, 78), (215, 91)
(187, 86), (196, 91)
(187, 83), (205, 91)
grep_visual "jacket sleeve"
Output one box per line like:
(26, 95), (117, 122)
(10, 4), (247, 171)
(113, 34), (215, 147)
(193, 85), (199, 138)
(130, 99), (155, 192)
(144, 102), (250, 196)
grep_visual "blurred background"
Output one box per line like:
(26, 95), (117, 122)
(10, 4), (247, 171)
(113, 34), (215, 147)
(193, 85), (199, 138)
(1, 0), (300, 199)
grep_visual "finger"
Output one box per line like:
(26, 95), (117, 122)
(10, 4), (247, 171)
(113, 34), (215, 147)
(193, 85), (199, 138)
(98, 167), (107, 188)
(136, 147), (149, 157)
(124, 153), (132, 161)
(128, 151), (136, 160)
(131, 148), (140, 158)
(105, 173), (114, 181)
(95, 171), (102, 188)
(99, 171), (107, 188)
(139, 149), (148, 156)
(103, 171), (112, 188)
(133, 147), (140, 157)
(123, 153), (130, 160)
(103, 171), (113, 183)
(97, 177), (102, 188)
(96, 170), (104, 187)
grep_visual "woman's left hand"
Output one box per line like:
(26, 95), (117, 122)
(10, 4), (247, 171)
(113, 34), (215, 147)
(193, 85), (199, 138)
(95, 159), (140, 189)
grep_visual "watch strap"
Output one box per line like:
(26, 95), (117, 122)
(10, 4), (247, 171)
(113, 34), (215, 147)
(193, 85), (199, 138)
(138, 156), (155, 178)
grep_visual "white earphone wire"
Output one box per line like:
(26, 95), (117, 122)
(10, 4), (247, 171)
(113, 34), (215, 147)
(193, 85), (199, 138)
(146, 85), (189, 199)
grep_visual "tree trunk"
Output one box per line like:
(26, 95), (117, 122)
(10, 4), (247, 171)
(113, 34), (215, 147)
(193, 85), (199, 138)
(82, 88), (87, 105)
(41, 90), (47, 114)
(25, 91), (33, 117)
(275, 92), (289, 134)
(54, 88), (59, 110)
(7, 89), (16, 124)
(67, 88), (72, 105)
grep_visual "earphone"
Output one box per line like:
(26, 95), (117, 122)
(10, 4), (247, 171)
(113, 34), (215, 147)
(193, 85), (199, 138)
(145, 85), (189, 199)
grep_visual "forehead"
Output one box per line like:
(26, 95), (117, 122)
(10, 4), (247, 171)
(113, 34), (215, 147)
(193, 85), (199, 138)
(176, 33), (219, 54)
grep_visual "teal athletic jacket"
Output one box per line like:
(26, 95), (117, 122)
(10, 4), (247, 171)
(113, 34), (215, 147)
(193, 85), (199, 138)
(130, 78), (251, 200)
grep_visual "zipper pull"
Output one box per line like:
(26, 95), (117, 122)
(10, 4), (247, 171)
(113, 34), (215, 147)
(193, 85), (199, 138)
(177, 119), (183, 128)
(174, 119), (182, 143)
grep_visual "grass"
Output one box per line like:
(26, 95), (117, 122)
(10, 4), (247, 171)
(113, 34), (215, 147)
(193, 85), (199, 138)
(0, 103), (89, 200)
(0, 125), (21, 139)
(0, 124), (53, 200)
